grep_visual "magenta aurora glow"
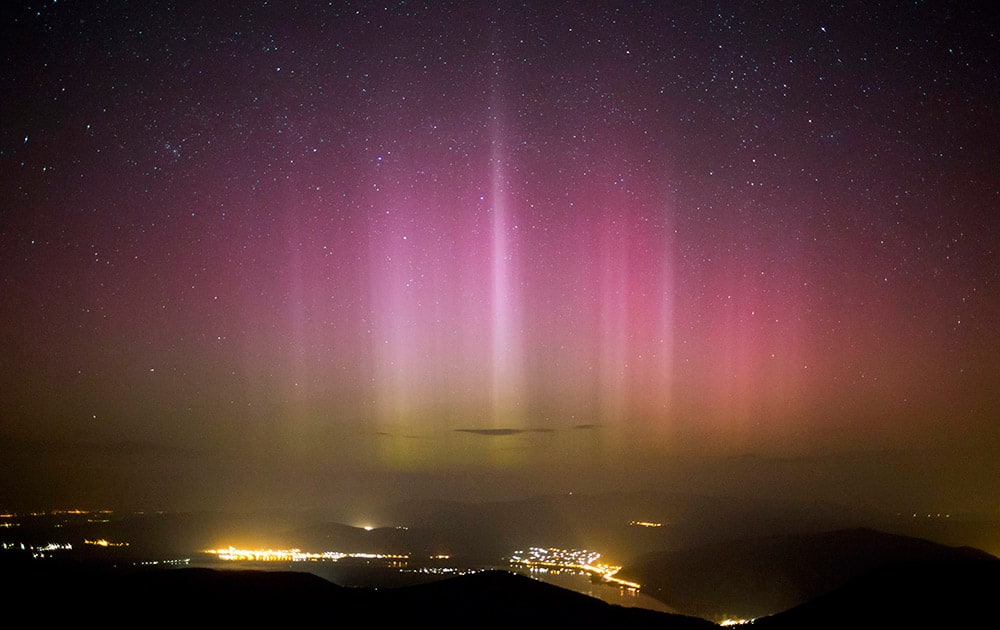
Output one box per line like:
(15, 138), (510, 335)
(1, 1), (998, 513)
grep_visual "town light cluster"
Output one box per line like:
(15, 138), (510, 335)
(207, 546), (408, 562)
(508, 547), (641, 590)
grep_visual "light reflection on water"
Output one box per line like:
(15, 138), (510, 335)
(189, 559), (437, 588)
(513, 568), (676, 614)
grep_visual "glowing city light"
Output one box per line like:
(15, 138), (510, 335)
(508, 547), (641, 591)
(207, 546), (408, 563)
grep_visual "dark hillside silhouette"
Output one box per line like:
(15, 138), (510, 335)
(755, 557), (1000, 629)
(623, 527), (996, 620)
(2, 559), (716, 629)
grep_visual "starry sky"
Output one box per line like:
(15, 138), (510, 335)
(1, 1), (998, 513)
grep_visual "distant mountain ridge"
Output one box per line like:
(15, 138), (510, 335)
(622, 527), (997, 621)
(755, 556), (1000, 629)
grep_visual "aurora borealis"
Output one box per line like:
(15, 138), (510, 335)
(1, 1), (998, 512)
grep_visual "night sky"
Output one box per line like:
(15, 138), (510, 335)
(2, 1), (998, 514)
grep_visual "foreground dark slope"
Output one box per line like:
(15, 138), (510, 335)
(623, 527), (997, 620)
(375, 570), (716, 629)
(4, 560), (716, 629)
(755, 556), (1000, 629)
